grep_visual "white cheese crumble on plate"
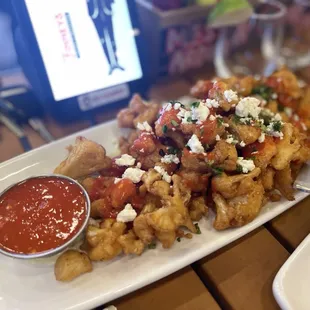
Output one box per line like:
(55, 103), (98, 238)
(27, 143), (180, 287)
(114, 178), (122, 184)
(116, 204), (137, 223)
(206, 99), (220, 109)
(137, 121), (153, 132)
(115, 154), (136, 166)
(187, 134), (205, 153)
(237, 157), (255, 173)
(122, 167), (145, 183)
(162, 102), (172, 111)
(191, 103), (210, 124)
(224, 89), (238, 102)
(174, 102), (181, 110)
(235, 97), (261, 119)
(161, 154), (180, 164)
(154, 166), (172, 183)
(258, 132), (265, 143)
(226, 134), (238, 145)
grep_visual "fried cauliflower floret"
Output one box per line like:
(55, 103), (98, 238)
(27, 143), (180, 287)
(86, 220), (126, 261)
(260, 167), (275, 191)
(134, 174), (195, 248)
(291, 134), (310, 163)
(119, 130), (139, 154)
(177, 169), (210, 193)
(209, 140), (238, 171)
(208, 81), (239, 111)
(190, 80), (214, 99)
(228, 118), (262, 145)
(297, 87), (310, 119)
(267, 68), (301, 100)
(118, 230), (145, 255)
(54, 250), (92, 282)
(212, 168), (261, 199)
(117, 94), (160, 129)
(253, 137), (277, 169)
(275, 165), (295, 201)
(213, 181), (264, 230)
(188, 197), (208, 221)
(181, 150), (209, 173)
(271, 123), (301, 170)
(224, 76), (256, 96)
(142, 169), (171, 197)
(133, 213), (155, 244)
(117, 109), (135, 128)
(54, 137), (112, 179)
(129, 132), (168, 170)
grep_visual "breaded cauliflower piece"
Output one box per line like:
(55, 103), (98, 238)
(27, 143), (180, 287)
(118, 230), (145, 255)
(86, 219), (126, 261)
(188, 196), (208, 221)
(213, 181), (264, 230)
(54, 137), (112, 179)
(134, 173), (195, 248)
(212, 168), (261, 199)
(271, 123), (301, 170)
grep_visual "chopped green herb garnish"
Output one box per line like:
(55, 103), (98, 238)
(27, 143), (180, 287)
(236, 164), (243, 173)
(252, 85), (274, 101)
(259, 112), (272, 126)
(217, 117), (224, 127)
(205, 144), (210, 150)
(248, 156), (256, 161)
(195, 223), (201, 234)
(212, 166), (224, 175)
(167, 146), (179, 155)
(273, 121), (283, 132)
(177, 237), (181, 242)
(233, 115), (242, 124)
(148, 242), (156, 249)
(162, 124), (168, 134)
(171, 120), (179, 127)
(191, 101), (200, 108)
(159, 149), (165, 157)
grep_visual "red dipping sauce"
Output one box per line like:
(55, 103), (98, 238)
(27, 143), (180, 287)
(0, 176), (88, 255)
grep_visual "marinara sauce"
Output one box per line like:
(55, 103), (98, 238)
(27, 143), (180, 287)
(0, 176), (87, 254)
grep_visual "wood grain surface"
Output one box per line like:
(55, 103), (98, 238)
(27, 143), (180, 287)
(109, 267), (220, 310)
(194, 227), (289, 310)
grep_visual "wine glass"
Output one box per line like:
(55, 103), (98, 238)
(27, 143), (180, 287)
(214, 0), (287, 78)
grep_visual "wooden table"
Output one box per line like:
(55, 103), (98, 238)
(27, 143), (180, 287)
(1, 76), (309, 310)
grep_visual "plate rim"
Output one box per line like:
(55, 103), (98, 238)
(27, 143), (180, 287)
(273, 233), (310, 310)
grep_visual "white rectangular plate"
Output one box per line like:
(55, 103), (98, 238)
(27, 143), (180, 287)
(273, 233), (310, 310)
(0, 120), (308, 310)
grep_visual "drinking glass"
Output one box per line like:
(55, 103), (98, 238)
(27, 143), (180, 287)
(214, 0), (287, 78)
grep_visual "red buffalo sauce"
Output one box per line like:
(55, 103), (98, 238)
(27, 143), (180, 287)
(0, 176), (87, 254)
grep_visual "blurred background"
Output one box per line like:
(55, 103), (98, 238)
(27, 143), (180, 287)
(1, 0), (310, 159)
